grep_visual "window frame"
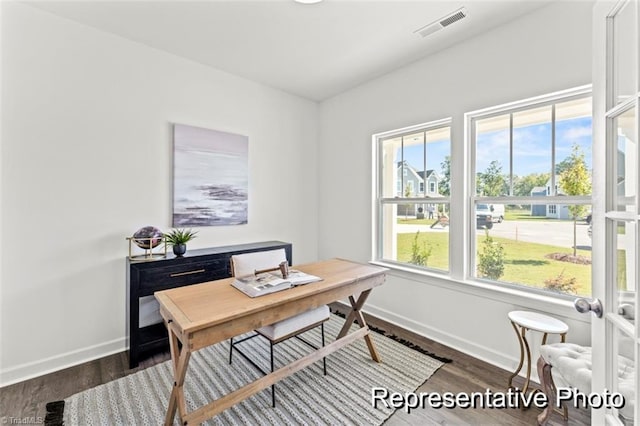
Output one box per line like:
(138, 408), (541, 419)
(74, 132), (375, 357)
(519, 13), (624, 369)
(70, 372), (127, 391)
(372, 85), (595, 301)
(467, 85), (593, 296)
(373, 118), (452, 272)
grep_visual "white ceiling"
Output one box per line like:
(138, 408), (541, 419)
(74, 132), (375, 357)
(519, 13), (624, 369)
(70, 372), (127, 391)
(28, 0), (552, 101)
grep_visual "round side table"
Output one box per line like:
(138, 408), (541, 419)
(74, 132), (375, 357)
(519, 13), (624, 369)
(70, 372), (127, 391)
(507, 310), (569, 394)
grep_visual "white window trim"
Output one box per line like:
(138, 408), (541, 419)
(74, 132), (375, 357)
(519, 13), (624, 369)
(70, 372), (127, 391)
(372, 118), (452, 269)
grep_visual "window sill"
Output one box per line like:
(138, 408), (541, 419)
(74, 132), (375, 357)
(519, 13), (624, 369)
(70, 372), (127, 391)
(369, 260), (591, 324)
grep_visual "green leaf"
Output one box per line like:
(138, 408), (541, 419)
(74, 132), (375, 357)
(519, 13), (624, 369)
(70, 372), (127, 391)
(163, 228), (198, 246)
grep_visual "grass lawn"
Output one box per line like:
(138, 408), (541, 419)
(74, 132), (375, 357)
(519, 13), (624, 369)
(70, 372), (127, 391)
(397, 232), (592, 295)
(397, 231), (450, 271)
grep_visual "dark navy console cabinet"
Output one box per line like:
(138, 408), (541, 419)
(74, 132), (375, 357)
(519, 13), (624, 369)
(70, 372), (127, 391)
(126, 241), (292, 368)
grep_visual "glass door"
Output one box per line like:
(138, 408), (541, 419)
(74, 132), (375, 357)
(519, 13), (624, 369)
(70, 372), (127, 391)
(593, 1), (638, 424)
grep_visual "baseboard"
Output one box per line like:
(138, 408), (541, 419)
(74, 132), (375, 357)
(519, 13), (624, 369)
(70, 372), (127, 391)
(0, 337), (126, 387)
(1, 305), (539, 388)
(359, 303), (541, 384)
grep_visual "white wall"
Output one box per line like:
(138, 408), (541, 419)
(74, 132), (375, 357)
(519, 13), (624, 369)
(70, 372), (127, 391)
(1, 0), (598, 387)
(318, 1), (594, 376)
(0, 2), (319, 385)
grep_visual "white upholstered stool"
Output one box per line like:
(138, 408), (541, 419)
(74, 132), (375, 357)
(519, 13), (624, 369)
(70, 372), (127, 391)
(537, 343), (635, 425)
(507, 311), (569, 394)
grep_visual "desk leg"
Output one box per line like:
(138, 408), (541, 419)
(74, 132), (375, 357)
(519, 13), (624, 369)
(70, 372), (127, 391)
(336, 289), (381, 363)
(185, 327), (370, 425)
(165, 323), (192, 426)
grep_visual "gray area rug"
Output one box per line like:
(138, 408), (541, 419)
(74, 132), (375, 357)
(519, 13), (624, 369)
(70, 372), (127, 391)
(63, 315), (444, 425)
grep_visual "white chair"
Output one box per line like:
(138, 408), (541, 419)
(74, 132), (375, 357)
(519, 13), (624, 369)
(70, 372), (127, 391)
(228, 249), (330, 407)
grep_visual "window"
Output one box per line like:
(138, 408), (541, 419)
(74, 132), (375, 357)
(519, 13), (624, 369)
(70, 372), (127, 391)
(373, 86), (593, 298)
(374, 119), (451, 273)
(406, 180), (414, 195)
(470, 87), (592, 296)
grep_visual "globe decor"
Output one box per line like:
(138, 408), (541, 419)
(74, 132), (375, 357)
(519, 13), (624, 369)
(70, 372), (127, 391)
(126, 226), (167, 260)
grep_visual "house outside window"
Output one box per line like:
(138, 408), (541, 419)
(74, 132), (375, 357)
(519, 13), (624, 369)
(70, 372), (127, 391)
(374, 119), (451, 273)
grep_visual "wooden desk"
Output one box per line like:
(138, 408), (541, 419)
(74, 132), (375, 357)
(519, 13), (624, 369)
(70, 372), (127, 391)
(155, 258), (387, 425)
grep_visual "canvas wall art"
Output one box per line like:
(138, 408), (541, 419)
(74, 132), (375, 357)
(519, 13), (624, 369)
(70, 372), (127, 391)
(173, 123), (248, 226)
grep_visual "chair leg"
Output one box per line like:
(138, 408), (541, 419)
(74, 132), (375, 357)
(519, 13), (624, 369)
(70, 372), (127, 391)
(270, 341), (276, 408)
(229, 337), (234, 364)
(321, 322), (327, 376)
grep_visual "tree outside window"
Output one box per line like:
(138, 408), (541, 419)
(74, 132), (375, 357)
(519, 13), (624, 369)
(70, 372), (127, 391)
(559, 144), (592, 256)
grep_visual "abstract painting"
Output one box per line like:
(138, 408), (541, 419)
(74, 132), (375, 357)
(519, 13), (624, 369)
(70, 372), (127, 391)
(173, 123), (248, 226)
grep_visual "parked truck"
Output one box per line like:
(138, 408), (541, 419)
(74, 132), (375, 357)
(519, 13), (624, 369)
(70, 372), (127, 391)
(476, 203), (505, 223)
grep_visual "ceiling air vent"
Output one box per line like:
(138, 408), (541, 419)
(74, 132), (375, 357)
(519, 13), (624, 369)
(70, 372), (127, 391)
(414, 7), (467, 38)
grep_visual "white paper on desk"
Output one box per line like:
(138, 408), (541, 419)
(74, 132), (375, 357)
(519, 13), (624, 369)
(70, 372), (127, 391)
(231, 270), (322, 297)
(285, 269), (323, 286)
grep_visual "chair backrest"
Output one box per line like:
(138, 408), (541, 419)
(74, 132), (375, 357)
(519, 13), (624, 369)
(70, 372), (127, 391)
(230, 249), (288, 277)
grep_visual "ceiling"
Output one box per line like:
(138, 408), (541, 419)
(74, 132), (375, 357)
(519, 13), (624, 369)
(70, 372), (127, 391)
(28, 0), (552, 101)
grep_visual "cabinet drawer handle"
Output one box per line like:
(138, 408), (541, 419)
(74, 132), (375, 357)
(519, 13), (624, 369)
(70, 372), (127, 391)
(170, 269), (205, 277)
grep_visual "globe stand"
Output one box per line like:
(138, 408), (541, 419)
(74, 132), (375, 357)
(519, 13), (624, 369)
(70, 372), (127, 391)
(127, 236), (167, 260)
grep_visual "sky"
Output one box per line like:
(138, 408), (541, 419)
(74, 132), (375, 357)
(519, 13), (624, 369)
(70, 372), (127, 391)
(399, 116), (593, 178)
(401, 139), (450, 174)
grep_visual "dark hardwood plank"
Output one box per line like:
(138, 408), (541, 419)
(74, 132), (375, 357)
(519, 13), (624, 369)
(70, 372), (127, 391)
(330, 303), (590, 426)
(0, 304), (589, 425)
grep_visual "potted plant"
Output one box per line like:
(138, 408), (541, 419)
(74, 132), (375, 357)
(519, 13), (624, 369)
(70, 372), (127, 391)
(164, 228), (198, 257)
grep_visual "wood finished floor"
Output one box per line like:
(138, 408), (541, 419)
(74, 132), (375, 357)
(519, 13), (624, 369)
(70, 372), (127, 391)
(1, 304), (590, 425)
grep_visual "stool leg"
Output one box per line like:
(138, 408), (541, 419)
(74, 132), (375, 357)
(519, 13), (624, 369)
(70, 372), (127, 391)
(507, 321), (525, 389)
(521, 327), (533, 394)
(536, 356), (555, 425)
(229, 337), (234, 364)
